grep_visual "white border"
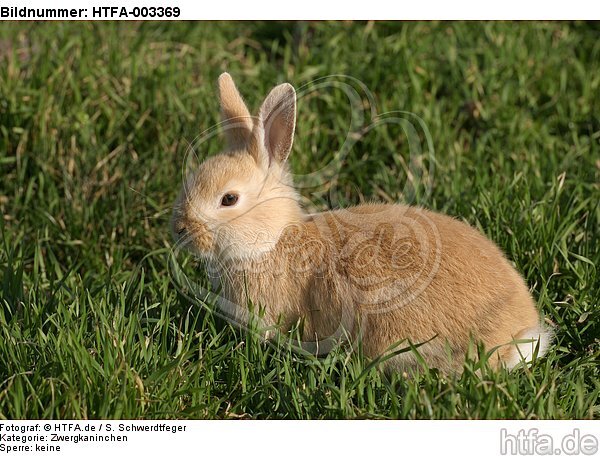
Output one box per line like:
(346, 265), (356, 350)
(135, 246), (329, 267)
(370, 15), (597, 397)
(0, 420), (599, 456)
(1, 0), (599, 19)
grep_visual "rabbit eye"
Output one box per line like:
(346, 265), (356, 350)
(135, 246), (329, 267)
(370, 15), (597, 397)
(220, 193), (239, 207)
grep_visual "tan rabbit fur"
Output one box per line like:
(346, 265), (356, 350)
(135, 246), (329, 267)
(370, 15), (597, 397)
(171, 73), (551, 374)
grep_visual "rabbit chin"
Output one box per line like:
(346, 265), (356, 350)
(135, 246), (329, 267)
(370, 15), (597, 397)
(214, 236), (279, 262)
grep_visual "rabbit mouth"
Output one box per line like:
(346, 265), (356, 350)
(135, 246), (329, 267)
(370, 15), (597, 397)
(171, 221), (215, 258)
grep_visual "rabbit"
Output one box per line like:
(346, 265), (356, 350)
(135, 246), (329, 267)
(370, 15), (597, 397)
(171, 72), (552, 374)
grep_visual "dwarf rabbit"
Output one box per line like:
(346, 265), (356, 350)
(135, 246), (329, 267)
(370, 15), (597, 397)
(171, 73), (551, 373)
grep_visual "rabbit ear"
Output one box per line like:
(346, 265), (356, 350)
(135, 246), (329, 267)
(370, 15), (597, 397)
(256, 82), (296, 164)
(218, 73), (253, 149)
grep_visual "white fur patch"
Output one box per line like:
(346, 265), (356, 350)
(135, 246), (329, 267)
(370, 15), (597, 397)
(504, 325), (554, 369)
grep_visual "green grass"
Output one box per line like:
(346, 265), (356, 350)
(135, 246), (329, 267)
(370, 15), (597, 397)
(1, 21), (599, 419)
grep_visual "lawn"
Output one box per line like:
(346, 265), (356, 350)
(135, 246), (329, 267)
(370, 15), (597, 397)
(0, 21), (599, 419)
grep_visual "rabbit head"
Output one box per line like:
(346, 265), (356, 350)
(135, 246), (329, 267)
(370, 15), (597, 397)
(171, 73), (304, 261)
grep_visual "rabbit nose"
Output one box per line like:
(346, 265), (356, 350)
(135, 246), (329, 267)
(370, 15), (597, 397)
(173, 218), (187, 235)
(170, 211), (189, 241)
